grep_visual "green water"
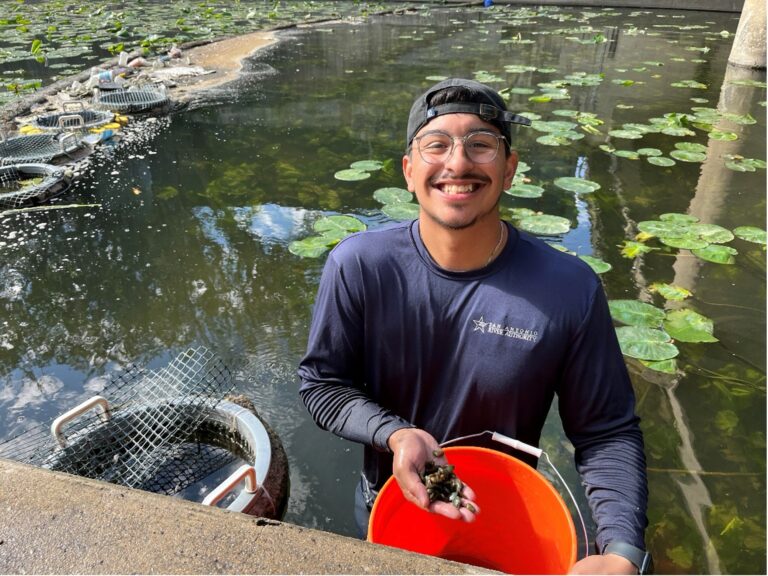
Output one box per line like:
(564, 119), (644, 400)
(0, 5), (765, 574)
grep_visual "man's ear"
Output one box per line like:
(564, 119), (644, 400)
(402, 153), (415, 192)
(503, 150), (519, 191)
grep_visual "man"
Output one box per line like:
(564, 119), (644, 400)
(298, 78), (650, 574)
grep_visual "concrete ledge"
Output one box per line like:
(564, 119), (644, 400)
(0, 459), (493, 574)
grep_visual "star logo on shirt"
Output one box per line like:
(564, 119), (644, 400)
(472, 316), (488, 333)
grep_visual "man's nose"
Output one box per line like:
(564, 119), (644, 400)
(445, 139), (475, 169)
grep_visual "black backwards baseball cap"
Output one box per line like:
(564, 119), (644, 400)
(406, 78), (531, 148)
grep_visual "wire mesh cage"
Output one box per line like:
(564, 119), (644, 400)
(0, 163), (71, 210)
(0, 132), (83, 166)
(0, 347), (238, 495)
(93, 84), (170, 114)
(32, 101), (114, 133)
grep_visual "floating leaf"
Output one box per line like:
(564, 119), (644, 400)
(733, 226), (766, 245)
(724, 155), (766, 172)
(714, 410), (739, 434)
(553, 177), (601, 194)
(660, 213), (699, 224)
(334, 169), (370, 181)
(650, 283), (692, 301)
(373, 187), (412, 205)
(690, 223), (734, 244)
(350, 160), (384, 171)
(314, 215), (366, 236)
(640, 358), (678, 374)
(382, 202), (420, 221)
(505, 183), (544, 198)
(615, 326), (679, 361)
(609, 299), (665, 327)
(578, 255), (612, 274)
(669, 149), (707, 162)
(674, 142), (707, 154)
(608, 129), (644, 139)
(663, 309), (718, 343)
(637, 148), (662, 157)
(647, 156), (676, 167)
(537, 133), (571, 146)
(288, 236), (332, 258)
(671, 80), (707, 89)
(620, 240), (657, 258)
(613, 150), (639, 160)
(691, 244), (737, 264)
(722, 112), (756, 125)
(659, 235), (709, 249)
(516, 214), (571, 235)
(637, 220), (681, 237)
(708, 130), (738, 141)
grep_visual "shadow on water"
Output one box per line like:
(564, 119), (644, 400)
(0, 6), (765, 574)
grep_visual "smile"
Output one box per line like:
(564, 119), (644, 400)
(438, 183), (480, 195)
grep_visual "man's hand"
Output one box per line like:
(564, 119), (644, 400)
(569, 554), (638, 574)
(387, 427), (479, 522)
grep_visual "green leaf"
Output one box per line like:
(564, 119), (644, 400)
(578, 255), (612, 274)
(647, 156), (676, 167)
(659, 235), (710, 249)
(640, 358), (678, 374)
(313, 215), (366, 236)
(505, 183), (544, 198)
(609, 299), (666, 327)
(30, 39), (42, 54)
(334, 169), (370, 181)
(733, 226), (766, 245)
(382, 202), (420, 221)
(288, 236), (331, 258)
(608, 129), (643, 139)
(650, 283), (692, 301)
(674, 142), (707, 154)
(620, 240), (657, 258)
(691, 244), (738, 264)
(373, 187), (412, 205)
(350, 160), (384, 171)
(637, 148), (662, 157)
(637, 220), (682, 237)
(553, 177), (601, 194)
(660, 213), (699, 224)
(663, 309), (718, 342)
(669, 149), (707, 162)
(615, 326), (679, 361)
(708, 130), (738, 141)
(516, 214), (571, 235)
(689, 223), (734, 244)
(714, 409), (738, 434)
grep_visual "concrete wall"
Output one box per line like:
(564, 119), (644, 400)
(0, 459), (493, 574)
(430, 0), (744, 13)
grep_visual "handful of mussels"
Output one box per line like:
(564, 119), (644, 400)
(420, 449), (476, 513)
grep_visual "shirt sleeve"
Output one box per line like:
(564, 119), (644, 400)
(556, 283), (649, 551)
(298, 252), (414, 451)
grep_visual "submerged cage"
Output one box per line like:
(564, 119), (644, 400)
(0, 163), (71, 210)
(93, 84), (170, 114)
(32, 101), (114, 133)
(0, 347), (288, 519)
(0, 132), (83, 165)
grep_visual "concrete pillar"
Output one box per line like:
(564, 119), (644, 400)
(728, 0), (766, 68)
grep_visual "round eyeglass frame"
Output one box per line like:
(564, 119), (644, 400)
(412, 130), (507, 164)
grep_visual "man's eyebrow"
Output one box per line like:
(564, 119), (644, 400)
(417, 127), (501, 137)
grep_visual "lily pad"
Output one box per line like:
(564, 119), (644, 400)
(647, 156), (676, 167)
(553, 177), (601, 194)
(669, 149), (707, 162)
(350, 160), (384, 172)
(288, 236), (332, 258)
(382, 202), (420, 221)
(650, 283), (692, 301)
(609, 299), (665, 327)
(505, 183), (544, 198)
(537, 134), (571, 146)
(691, 244), (738, 264)
(660, 213), (699, 224)
(615, 326), (679, 361)
(613, 150), (639, 160)
(637, 148), (662, 157)
(578, 255), (612, 274)
(724, 155), (767, 172)
(708, 130), (738, 141)
(674, 142), (707, 154)
(640, 358), (678, 374)
(689, 223), (734, 244)
(314, 215), (367, 236)
(620, 240), (657, 258)
(516, 214), (571, 235)
(732, 226), (766, 245)
(663, 309), (718, 343)
(334, 169), (371, 181)
(637, 220), (682, 237)
(608, 129), (644, 139)
(373, 187), (412, 204)
(658, 235), (709, 250)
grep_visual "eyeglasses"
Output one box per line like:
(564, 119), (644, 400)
(412, 130), (507, 164)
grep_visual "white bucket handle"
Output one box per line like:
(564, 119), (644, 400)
(202, 464), (258, 508)
(440, 430), (590, 560)
(50, 395), (111, 448)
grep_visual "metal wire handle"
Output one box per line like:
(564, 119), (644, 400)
(440, 430), (590, 559)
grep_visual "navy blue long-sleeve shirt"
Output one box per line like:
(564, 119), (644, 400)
(298, 219), (648, 550)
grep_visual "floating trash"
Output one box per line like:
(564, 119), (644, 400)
(32, 101), (114, 133)
(0, 132), (84, 165)
(0, 347), (289, 519)
(93, 84), (171, 114)
(0, 163), (72, 210)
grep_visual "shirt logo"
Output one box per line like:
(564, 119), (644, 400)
(472, 316), (539, 342)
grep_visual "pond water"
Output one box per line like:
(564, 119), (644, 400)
(0, 5), (765, 575)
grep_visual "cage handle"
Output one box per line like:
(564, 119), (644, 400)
(62, 101), (86, 113)
(59, 132), (79, 153)
(202, 464), (258, 507)
(57, 114), (84, 131)
(51, 395), (111, 448)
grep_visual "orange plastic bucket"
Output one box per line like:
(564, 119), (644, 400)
(367, 446), (577, 574)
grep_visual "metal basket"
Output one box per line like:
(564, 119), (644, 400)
(93, 84), (170, 114)
(0, 163), (71, 210)
(0, 132), (83, 166)
(32, 101), (114, 133)
(0, 347), (237, 493)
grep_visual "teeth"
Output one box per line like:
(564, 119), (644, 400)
(442, 184), (475, 195)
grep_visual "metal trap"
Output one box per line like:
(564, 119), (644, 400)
(32, 101), (114, 133)
(93, 84), (171, 114)
(0, 132), (84, 166)
(0, 163), (72, 210)
(0, 347), (238, 494)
